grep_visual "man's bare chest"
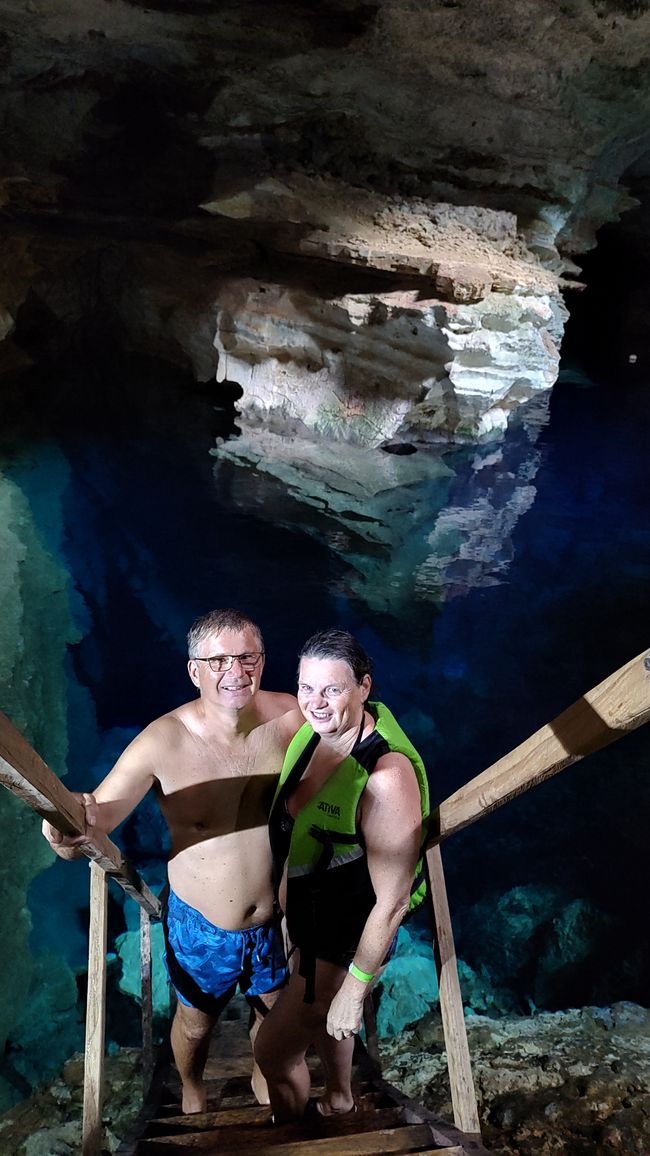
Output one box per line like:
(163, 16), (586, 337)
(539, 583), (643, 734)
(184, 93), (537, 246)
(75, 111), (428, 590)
(156, 732), (285, 838)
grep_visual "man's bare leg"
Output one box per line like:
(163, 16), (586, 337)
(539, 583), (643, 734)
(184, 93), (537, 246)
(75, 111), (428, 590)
(247, 989), (281, 1105)
(170, 1001), (218, 1114)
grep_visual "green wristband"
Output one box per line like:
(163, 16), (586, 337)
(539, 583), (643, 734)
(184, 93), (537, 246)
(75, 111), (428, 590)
(348, 962), (375, 984)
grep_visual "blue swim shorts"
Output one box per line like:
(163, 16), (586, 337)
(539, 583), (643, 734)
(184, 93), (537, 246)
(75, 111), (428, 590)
(164, 890), (288, 1010)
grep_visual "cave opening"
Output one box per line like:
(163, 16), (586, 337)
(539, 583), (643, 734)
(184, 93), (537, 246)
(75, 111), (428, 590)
(561, 152), (650, 381)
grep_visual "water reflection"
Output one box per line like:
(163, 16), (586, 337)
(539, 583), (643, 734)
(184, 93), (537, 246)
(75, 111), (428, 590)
(215, 396), (550, 612)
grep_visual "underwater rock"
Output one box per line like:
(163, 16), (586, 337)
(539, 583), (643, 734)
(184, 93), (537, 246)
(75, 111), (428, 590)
(455, 884), (612, 1013)
(381, 1002), (650, 1155)
(375, 925), (440, 1038)
(114, 922), (171, 1019)
(0, 1048), (144, 1156)
(376, 955), (440, 1038)
(0, 955), (83, 1115)
(455, 960), (521, 1019)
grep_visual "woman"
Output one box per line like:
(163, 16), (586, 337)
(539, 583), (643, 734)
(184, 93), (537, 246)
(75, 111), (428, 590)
(255, 629), (429, 1121)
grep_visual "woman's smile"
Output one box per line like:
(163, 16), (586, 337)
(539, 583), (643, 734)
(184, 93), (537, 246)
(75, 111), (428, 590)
(297, 656), (370, 739)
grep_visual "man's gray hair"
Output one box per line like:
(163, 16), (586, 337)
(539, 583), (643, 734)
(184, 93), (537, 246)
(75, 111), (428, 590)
(187, 609), (264, 657)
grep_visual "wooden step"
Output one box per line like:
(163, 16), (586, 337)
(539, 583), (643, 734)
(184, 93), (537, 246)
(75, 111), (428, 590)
(147, 1090), (388, 1135)
(143, 1105), (404, 1140)
(137, 1122), (455, 1154)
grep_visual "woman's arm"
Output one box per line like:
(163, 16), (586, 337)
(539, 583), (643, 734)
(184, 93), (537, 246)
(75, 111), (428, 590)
(326, 752), (423, 1040)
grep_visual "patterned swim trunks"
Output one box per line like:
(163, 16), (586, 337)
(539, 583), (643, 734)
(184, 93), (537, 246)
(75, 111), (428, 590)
(164, 890), (288, 1011)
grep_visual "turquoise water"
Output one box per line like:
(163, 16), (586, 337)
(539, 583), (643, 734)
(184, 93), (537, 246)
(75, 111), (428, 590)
(11, 352), (650, 1014)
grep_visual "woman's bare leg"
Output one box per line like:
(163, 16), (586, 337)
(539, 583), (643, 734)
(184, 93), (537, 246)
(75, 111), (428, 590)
(254, 964), (314, 1121)
(255, 954), (351, 1121)
(314, 1026), (356, 1115)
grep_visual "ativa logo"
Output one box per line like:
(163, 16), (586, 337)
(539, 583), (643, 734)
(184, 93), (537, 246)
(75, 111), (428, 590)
(317, 801), (341, 817)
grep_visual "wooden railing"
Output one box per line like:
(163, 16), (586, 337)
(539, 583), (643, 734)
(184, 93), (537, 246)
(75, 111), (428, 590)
(1, 647), (649, 1153)
(415, 646), (650, 1138)
(0, 710), (161, 1155)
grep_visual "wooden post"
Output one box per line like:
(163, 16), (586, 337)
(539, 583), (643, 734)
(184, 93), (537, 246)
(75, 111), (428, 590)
(426, 844), (481, 1136)
(82, 862), (108, 1156)
(141, 907), (154, 1096)
(430, 647), (650, 846)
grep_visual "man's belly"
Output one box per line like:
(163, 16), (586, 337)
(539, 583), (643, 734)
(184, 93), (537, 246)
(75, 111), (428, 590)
(167, 829), (274, 930)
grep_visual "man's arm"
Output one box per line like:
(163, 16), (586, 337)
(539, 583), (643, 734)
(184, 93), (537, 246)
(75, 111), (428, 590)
(275, 704), (304, 742)
(41, 720), (165, 859)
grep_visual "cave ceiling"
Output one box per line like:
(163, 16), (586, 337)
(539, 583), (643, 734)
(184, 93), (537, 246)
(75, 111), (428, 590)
(2, 0), (650, 434)
(2, 0), (650, 256)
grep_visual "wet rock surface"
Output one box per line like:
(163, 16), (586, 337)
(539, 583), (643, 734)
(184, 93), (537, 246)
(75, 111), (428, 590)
(381, 1002), (650, 1155)
(0, 1048), (144, 1156)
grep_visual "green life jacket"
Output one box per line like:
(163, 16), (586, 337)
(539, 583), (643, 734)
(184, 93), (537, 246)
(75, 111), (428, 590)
(270, 701), (430, 912)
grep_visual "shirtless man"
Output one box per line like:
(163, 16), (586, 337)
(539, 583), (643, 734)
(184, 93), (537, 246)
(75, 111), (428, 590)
(42, 608), (300, 1114)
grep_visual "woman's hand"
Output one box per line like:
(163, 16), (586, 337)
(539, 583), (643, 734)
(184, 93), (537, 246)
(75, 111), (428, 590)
(326, 976), (365, 1040)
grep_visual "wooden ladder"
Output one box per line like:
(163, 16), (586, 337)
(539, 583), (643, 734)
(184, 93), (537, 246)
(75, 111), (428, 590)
(124, 1016), (490, 1156)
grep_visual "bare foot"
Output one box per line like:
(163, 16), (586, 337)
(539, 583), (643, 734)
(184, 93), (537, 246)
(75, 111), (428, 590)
(314, 1096), (356, 1117)
(182, 1083), (207, 1114)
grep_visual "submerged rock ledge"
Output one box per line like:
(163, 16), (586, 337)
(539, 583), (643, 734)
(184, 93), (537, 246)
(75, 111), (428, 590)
(381, 1001), (650, 1155)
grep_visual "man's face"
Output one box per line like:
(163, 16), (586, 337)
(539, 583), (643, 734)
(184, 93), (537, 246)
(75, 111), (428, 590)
(188, 627), (265, 709)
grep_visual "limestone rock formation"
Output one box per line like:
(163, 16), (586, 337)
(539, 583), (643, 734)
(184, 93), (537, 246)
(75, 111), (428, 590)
(211, 227), (563, 445)
(2, 0), (650, 436)
(382, 1002), (650, 1155)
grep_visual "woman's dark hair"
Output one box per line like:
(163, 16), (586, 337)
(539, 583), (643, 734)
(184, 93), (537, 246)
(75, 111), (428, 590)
(298, 629), (373, 686)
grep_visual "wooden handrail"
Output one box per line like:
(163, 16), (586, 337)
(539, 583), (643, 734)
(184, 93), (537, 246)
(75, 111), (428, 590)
(429, 647), (650, 846)
(0, 708), (161, 917)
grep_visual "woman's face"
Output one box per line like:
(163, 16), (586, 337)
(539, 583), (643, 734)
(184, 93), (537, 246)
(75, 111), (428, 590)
(297, 656), (371, 738)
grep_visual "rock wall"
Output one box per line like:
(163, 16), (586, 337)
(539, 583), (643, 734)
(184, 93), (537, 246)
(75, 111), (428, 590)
(0, 459), (82, 1111)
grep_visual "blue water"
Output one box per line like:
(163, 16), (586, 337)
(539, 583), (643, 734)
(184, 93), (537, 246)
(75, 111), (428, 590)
(10, 353), (650, 1012)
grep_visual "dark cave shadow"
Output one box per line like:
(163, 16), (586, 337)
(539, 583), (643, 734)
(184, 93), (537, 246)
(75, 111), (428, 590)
(548, 693), (621, 762)
(155, 772), (278, 859)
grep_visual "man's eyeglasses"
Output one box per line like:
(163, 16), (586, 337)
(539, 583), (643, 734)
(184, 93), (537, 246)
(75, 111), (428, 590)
(192, 652), (264, 673)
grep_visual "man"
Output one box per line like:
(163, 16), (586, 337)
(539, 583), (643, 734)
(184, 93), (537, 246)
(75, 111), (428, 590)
(42, 608), (300, 1113)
